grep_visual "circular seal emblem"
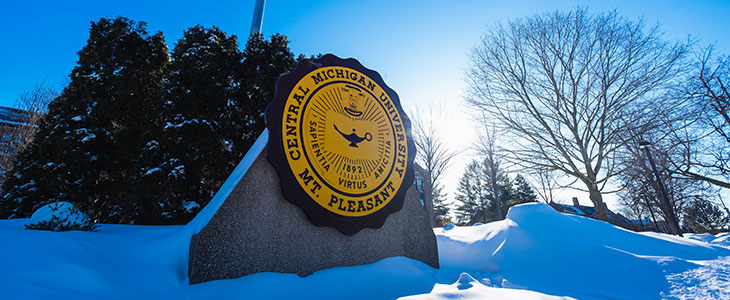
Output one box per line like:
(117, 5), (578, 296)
(265, 54), (415, 235)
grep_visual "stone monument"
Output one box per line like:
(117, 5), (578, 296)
(188, 54), (439, 284)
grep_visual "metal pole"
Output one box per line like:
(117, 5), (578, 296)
(250, 0), (266, 36)
(640, 143), (683, 236)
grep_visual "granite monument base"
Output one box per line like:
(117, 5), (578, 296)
(188, 148), (439, 284)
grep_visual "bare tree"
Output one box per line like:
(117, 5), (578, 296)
(410, 105), (458, 226)
(617, 194), (645, 231)
(474, 120), (507, 220)
(531, 168), (562, 204)
(616, 135), (707, 235)
(669, 47), (730, 189)
(466, 8), (689, 220)
(0, 83), (55, 183)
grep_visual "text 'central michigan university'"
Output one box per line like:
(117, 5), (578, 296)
(266, 54), (415, 235)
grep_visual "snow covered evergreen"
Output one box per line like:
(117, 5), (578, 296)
(0, 19), (299, 225)
(150, 30), (298, 223)
(0, 17), (168, 223)
(24, 201), (97, 231)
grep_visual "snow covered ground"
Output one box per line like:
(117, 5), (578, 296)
(1, 203), (728, 299)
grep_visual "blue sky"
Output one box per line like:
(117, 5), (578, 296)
(2, 0), (729, 107)
(1, 0), (729, 205)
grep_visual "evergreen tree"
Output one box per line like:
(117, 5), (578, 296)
(454, 160), (528, 224)
(453, 159), (515, 224)
(432, 194), (452, 226)
(513, 174), (538, 204)
(454, 160), (489, 225)
(494, 178), (515, 219)
(0, 17), (168, 222)
(154, 25), (244, 223)
(683, 197), (729, 234)
(237, 33), (298, 147)
(1, 20), (300, 224)
(152, 31), (298, 223)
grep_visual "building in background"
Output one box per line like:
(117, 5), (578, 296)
(0, 106), (34, 184)
(550, 197), (635, 230)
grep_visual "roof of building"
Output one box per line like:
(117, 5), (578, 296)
(0, 106), (31, 127)
(549, 202), (635, 230)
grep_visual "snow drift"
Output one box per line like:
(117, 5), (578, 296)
(0, 202), (728, 299)
(428, 203), (730, 299)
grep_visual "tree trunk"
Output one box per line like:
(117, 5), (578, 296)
(655, 196), (683, 236)
(491, 171), (501, 220)
(587, 183), (608, 221)
(645, 196), (661, 232)
(637, 213), (644, 231)
(632, 200), (645, 230)
(647, 171), (683, 236)
(642, 148), (683, 236)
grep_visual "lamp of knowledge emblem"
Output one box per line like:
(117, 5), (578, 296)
(265, 54), (415, 235)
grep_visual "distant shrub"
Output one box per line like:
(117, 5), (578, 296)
(684, 198), (728, 235)
(443, 223), (455, 231)
(25, 202), (98, 232)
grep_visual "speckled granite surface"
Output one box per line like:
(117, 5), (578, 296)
(189, 149), (438, 284)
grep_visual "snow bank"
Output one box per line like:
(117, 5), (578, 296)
(686, 232), (730, 248)
(2, 202), (729, 299)
(431, 203), (730, 299)
(401, 272), (576, 300)
(712, 232), (730, 248)
(0, 220), (192, 298)
(0, 218), (435, 299)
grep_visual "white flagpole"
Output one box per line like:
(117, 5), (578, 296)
(250, 0), (266, 36)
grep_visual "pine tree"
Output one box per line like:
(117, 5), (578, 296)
(492, 173), (536, 219)
(495, 177), (515, 219)
(454, 160), (490, 225)
(0, 21), (301, 224)
(432, 193), (452, 226)
(428, 166), (453, 226)
(151, 31), (299, 224)
(0, 17), (168, 222)
(683, 197), (729, 234)
(513, 174), (538, 204)
(153, 25), (244, 223)
(454, 160), (524, 224)
(237, 33), (298, 149)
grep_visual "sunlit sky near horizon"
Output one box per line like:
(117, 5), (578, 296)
(2, 0), (730, 210)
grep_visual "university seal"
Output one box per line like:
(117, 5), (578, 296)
(265, 54), (415, 235)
